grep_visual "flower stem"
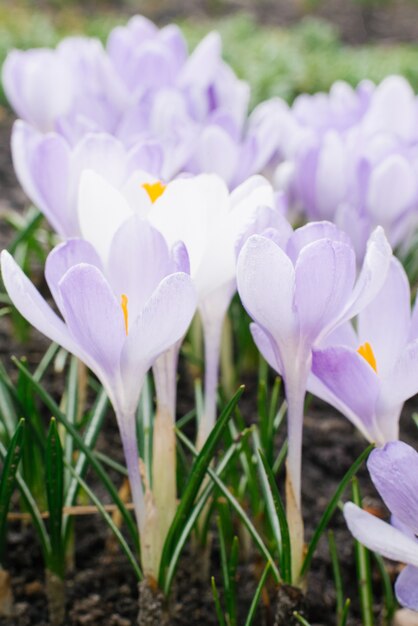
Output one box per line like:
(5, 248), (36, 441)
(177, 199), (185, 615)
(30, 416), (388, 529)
(196, 314), (224, 450)
(284, 363), (308, 586)
(117, 412), (145, 536)
(151, 345), (180, 573)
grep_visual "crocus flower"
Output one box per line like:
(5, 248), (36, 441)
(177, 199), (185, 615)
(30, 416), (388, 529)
(344, 441), (418, 611)
(1, 217), (196, 577)
(275, 76), (418, 258)
(79, 169), (283, 449)
(3, 16), (286, 188)
(11, 121), (163, 238)
(310, 257), (418, 444)
(236, 221), (392, 582)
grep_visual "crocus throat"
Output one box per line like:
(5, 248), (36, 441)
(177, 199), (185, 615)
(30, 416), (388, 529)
(357, 341), (377, 372)
(121, 294), (129, 335)
(142, 181), (166, 203)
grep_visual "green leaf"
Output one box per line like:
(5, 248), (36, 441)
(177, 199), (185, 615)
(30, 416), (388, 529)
(0, 439), (51, 561)
(211, 577), (227, 626)
(158, 386), (245, 589)
(64, 460), (142, 581)
(243, 562), (271, 626)
(256, 446), (291, 583)
(11, 357), (138, 548)
(175, 427), (281, 584)
(373, 553), (395, 625)
(328, 530), (344, 623)
(162, 436), (243, 595)
(45, 418), (64, 578)
(300, 444), (373, 578)
(7, 208), (43, 255)
(293, 612), (312, 626)
(0, 419), (25, 560)
(339, 599), (351, 626)
(352, 478), (374, 626)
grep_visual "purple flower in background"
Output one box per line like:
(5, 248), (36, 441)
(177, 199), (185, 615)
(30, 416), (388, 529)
(12, 120), (163, 237)
(237, 221), (392, 582)
(3, 15), (286, 189)
(1, 218), (196, 565)
(310, 257), (418, 444)
(344, 441), (418, 611)
(275, 76), (418, 257)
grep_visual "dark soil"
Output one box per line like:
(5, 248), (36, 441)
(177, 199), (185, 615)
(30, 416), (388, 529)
(0, 110), (414, 626)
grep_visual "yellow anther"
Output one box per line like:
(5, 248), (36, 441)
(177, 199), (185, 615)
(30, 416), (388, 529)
(142, 181), (166, 203)
(357, 341), (377, 372)
(121, 294), (129, 335)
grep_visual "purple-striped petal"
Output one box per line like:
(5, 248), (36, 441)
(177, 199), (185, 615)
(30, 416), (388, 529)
(58, 264), (125, 380)
(395, 566), (418, 611)
(295, 239), (356, 342)
(311, 346), (380, 439)
(368, 442), (418, 534)
(343, 502), (418, 566)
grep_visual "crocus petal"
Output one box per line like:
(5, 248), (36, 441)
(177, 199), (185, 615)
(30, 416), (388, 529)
(358, 257), (410, 377)
(395, 566), (418, 611)
(380, 339), (418, 407)
(12, 121), (73, 237)
(330, 226), (392, 330)
(0, 250), (83, 360)
(250, 323), (283, 375)
(78, 170), (135, 265)
(45, 239), (103, 309)
(343, 502), (418, 567)
(367, 155), (416, 224)
(106, 215), (175, 320)
(58, 264), (125, 381)
(295, 239), (356, 342)
(237, 234), (297, 356)
(286, 220), (351, 264)
(311, 346), (381, 441)
(121, 273), (196, 413)
(367, 442), (418, 535)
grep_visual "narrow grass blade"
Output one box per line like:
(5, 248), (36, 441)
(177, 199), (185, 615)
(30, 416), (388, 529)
(373, 553), (395, 625)
(0, 440), (51, 560)
(328, 530), (344, 623)
(8, 209), (43, 254)
(158, 386), (245, 589)
(301, 444), (373, 578)
(0, 419), (25, 560)
(11, 357), (138, 546)
(255, 439), (291, 583)
(162, 437), (243, 595)
(244, 562), (271, 626)
(64, 461), (142, 581)
(211, 577), (227, 626)
(352, 478), (374, 626)
(176, 427), (281, 583)
(340, 599), (351, 626)
(293, 612), (312, 626)
(45, 418), (64, 577)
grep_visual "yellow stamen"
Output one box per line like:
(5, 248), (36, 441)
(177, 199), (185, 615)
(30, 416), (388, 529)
(121, 294), (129, 335)
(142, 181), (166, 203)
(357, 341), (377, 372)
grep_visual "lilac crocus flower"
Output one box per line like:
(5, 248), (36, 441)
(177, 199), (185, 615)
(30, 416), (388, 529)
(275, 76), (418, 258)
(3, 16), (286, 189)
(344, 441), (418, 611)
(78, 169), (284, 449)
(236, 221), (392, 582)
(310, 257), (418, 445)
(1, 218), (196, 576)
(12, 121), (163, 238)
